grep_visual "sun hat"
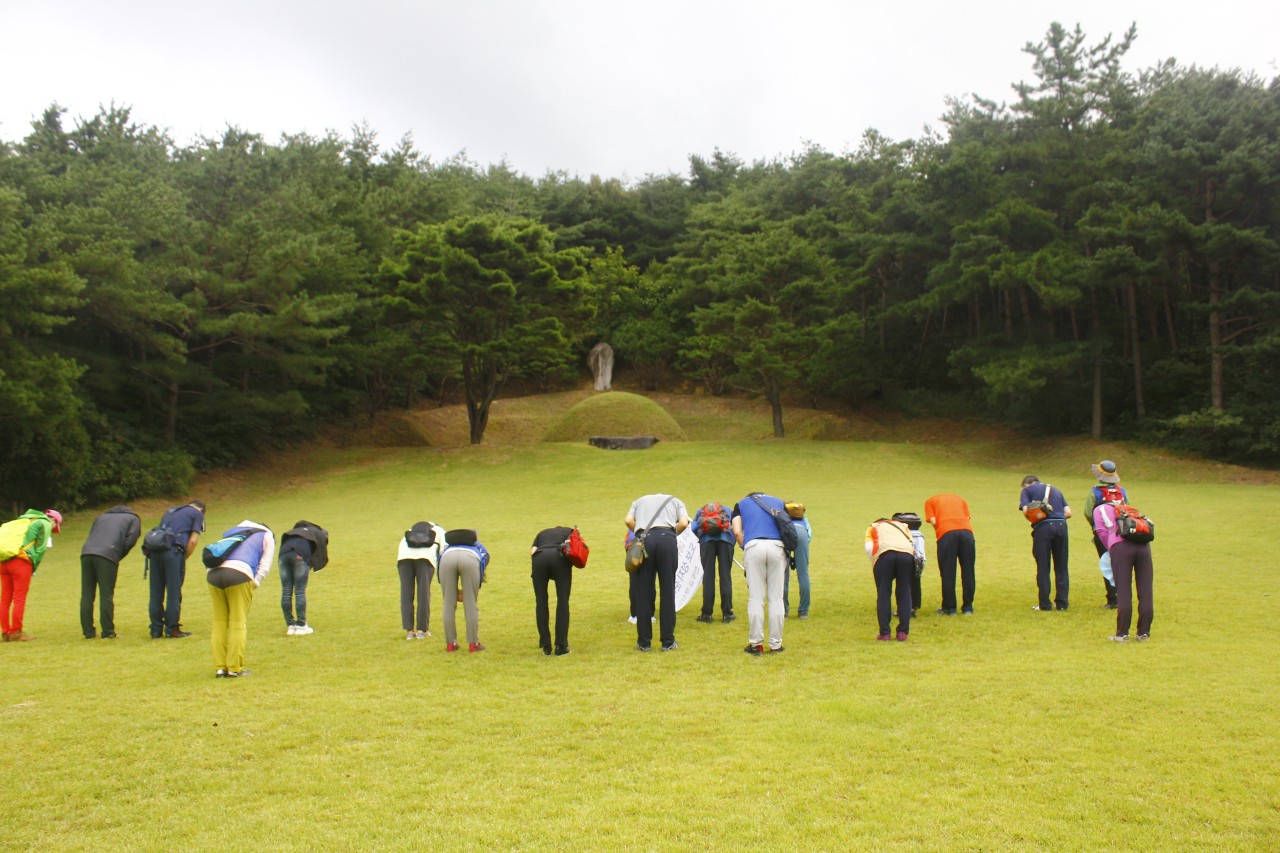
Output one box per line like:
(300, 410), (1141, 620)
(1090, 460), (1120, 484)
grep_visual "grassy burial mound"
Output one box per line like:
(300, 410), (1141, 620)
(542, 390), (688, 443)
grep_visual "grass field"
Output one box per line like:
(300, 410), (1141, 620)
(5, 392), (1278, 851)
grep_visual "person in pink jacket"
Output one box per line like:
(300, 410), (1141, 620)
(1092, 502), (1154, 642)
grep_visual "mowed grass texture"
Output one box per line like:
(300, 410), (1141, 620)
(5, 395), (1279, 851)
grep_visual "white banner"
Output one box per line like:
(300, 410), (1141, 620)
(674, 527), (703, 611)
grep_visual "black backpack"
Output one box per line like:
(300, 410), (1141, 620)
(404, 522), (437, 549)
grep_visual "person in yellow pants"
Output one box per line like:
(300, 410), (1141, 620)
(206, 520), (275, 678)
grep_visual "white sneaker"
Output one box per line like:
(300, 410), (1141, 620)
(406, 631), (416, 640)
(415, 630), (429, 639)
(628, 616), (638, 624)
(287, 625), (297, 636)
(295, 624), (314, 635)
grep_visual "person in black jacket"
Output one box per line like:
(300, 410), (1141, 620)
(278, 520), (329, 636)
(531, 527), (576, 656)
(80, 506), (141, 639)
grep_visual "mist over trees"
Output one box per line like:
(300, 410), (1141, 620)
(2, 23), (1277, 508)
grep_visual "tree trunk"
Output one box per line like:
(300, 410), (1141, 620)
(1208, 258), (1225, 411)
(165, 379), (179, 446)
(764, 377), (785, 438)
(1124, 281), (1146, 418)
(1092, 352), (1103, 439)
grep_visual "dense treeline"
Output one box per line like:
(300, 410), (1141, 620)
(2, 23), (1277, 509)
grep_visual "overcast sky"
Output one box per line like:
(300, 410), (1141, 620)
(4, 1), (1276, 181)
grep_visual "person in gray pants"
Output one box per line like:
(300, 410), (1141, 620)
(398, 521), (444, 639)
(438, 531), (489, 652)
(80, 506), (141, 639)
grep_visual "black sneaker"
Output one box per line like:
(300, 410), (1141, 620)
(1055, 605), (1068, 611)
(722, 613), (736, 623)
(768, 645), (785, 654)
(541, 645), (552, 656)
(961, 607), (974, 615)
(695, 614), (713, 624)
(554, 647), (571, 656)
(661, 642), (679, 652)
(635, 643), (651, 652)
(168, 630), (192, 638)
(936, 608), (957, 616)
(744, 643), (764, 655)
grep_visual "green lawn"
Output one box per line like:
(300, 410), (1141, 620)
(5, 433), (1278, 851)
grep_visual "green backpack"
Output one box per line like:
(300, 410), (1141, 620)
(0, 518), (32, 562)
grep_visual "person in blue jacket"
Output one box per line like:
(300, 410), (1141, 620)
(1019, 476), (1072, 611)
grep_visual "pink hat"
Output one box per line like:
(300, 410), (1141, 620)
(45, 509), (63, 533)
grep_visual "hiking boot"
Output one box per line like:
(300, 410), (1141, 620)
(554, 647), (571, 656)
(722, 613), (736, 623)
(445, 642), (459, 652)
(961, 607), (974, 615)
(661, 641), (679, 652)
(167, 630), (192, 639)
(416, 630), (429, 639)
(744, 643), (764, 655)
(10, 632), (35, 642)
(469, 642), (486, 653)
(695, 614), (713, 624)
(896, 632), (908, 641)
(1135, 633), (1150, 642)
(406, 631), (417, 640)
(635, 643), (651, 652)
(936, 608), (957, 616)
(768, 645), (785, 654)
(877, 633), (892, 641)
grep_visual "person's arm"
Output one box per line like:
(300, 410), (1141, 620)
(674, 512), (691, 535)
(25, 519), (51, 569)
(123, 515), (141, 556)
(185, 531), (200, 558)
(624, 512), (637, 532)
(731, 515), (744, 548)
(254, 530), (276, 586)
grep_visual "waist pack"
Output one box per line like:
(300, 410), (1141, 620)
(562, 527), (589, 568)
(1024, 485), (1053, 525)
(141, 525), (180, 556)
(626, 496), (674, 573)
(1114, 504), (1155, 543)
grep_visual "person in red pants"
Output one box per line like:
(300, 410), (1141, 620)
(1, 508), (62, 642)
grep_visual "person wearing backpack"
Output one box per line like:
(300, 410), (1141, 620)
(438, 530), (490, 652)
(1093, 499), (1155, 642)
(147, 500), (206, 639)
(625, 493), (691, 652)
(398, 521), (444, 640)
(79, 505), (141, 639)
(732, 492), (789, 654)
(278, 520), (329, 636)
(205, 520), (274, 677)
(530, 526), (577, 656)
(866, 515), (916, 641)
(692, 501), (736, 625)
(1083, 460), (1128, 610)
(0, 508), (62, 642)
(1019, 476), (1072, 612)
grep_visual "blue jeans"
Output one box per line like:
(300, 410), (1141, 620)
(784, 523), (811, 615)
(148, 547), (186, 636)
(279, 553), (311, 626)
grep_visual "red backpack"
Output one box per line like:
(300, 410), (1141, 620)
(561, 527), (589, 568)
(698, 503), (732, 535)
(1114, 504), (1155, 543)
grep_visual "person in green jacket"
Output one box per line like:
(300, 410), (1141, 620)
(1, 508), (63, 641)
